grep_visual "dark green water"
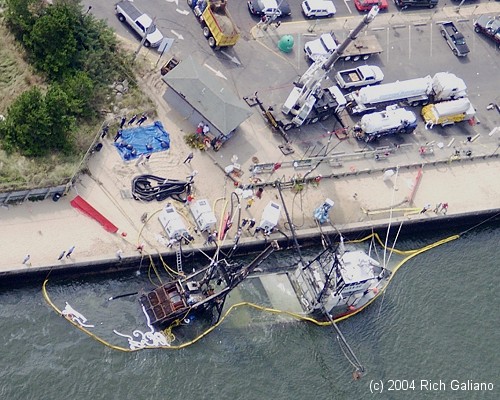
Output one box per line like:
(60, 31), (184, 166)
(1, 226), (498, 400)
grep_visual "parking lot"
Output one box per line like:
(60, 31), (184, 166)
(84, 1), (499, 172)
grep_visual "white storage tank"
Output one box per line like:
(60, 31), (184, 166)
(189, 199), (217, 232)
(158, 204), (188, 240)
(259, 201), (281, 232)
(358, 76), (432, 105)
(360, 106), (417, 134)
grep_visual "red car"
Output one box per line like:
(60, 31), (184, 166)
(354, 0), (388, 11)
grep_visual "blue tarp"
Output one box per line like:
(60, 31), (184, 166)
(114, 121), (170, 161)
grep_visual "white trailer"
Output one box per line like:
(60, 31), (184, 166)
(304, 33), (383, 63)
(189, 199), (217, 232)
(346, 72), (467, 114)
(158, 204), (189, 240)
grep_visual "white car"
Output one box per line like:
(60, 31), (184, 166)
(301, 0), (336, 18)
(304, 33), (338, 62)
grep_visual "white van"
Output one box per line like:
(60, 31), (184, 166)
(301, 0), (336, 18)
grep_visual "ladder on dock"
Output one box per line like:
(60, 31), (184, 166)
(175, 247), (183, 274)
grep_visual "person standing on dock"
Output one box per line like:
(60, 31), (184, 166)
(135, 154), (145, 166)
(22, 255), (31, 265)
(58, 251), (66, 260)
(66, 246), (75, 258)
(246, 197), (254, 210)
(248, 219), (256, 231)
(101, 125), (109, 139)
(116, 249), (123, 261)
(184, 152), (194, 164)
(143, 153), (152, 165)
(137, 114), (148, 126)
(127, 114), (137, 125)
(420, 203), (431, 214)
(441, 203), (449, 214)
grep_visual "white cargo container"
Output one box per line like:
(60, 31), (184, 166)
(189, 199), (217, 232)
(158, 204), (188, 240)
(259, 201), (281, 232)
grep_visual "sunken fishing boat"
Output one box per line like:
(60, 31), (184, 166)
(139, 241), (279, 330)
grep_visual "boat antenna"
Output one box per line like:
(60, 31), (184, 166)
(276, 181), (304, 265)
(383, 166), (400, 268)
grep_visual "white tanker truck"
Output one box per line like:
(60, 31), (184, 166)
(353, 105), (417, 142)
(346, 72), (467, 115)
(421, 98), (476, 128)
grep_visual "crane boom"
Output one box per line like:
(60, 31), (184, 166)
(323, 6), (379, 71)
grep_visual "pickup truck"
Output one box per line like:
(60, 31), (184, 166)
(115, 1), (163, 47)
(440, 21), (470, 57)
(474, 15), (500, 49)
(304, 32), (383, 62)
(335, 65), (384, 89)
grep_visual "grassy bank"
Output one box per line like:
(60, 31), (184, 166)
(0, 14), (155, 193)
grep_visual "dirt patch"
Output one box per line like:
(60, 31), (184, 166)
(0, 22), (45, 115)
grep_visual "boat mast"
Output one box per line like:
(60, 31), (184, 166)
(276, 181), (366, 378)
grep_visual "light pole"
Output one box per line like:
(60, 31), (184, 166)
(134, 18), (156, 61)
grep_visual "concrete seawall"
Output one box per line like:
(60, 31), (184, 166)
(2, 206), (498, 287)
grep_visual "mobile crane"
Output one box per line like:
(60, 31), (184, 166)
(245, 6), (379, 142)
(281, 6), (380, 130)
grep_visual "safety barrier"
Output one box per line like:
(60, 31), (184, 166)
(0, 184), (68, 205)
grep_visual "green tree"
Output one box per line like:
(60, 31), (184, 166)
(4, 0), (41, 39)
(24, 3), (79, 80)
(0, 87), (51, 156)
(60, 71), (96, 119)
(44, 84), (75, 150)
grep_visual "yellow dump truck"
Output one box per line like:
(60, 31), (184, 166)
(188, 0), (239, 48)
(421, 98), (476, 129)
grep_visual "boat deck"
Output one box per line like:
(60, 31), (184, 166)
(139, 281), (188, 325)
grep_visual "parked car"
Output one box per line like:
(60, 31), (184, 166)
(247, 0), (291, 17)
(474, 15), (500, 49)
(440, 21), (470, 57)
(335, 65), (384, 89)
(354, 0), (388, 11)
(115, 0), (163, 47)
(301, 0), (336, 18)
(394, 0), (439, 8)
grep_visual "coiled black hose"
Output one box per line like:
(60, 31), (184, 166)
(131, 175), (191, 202)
